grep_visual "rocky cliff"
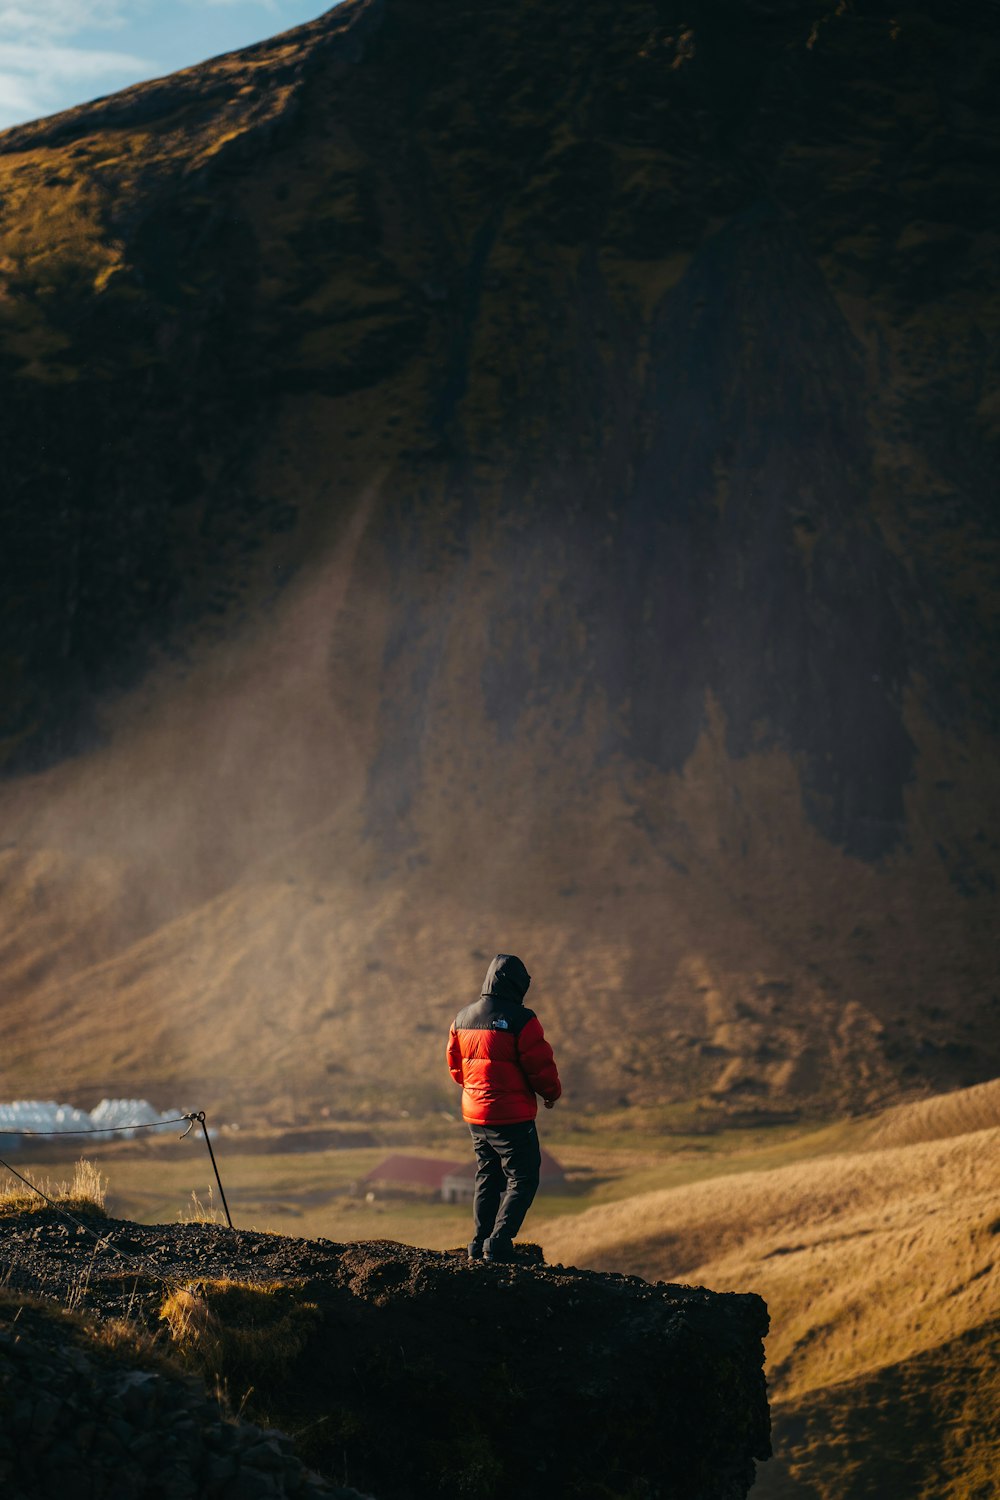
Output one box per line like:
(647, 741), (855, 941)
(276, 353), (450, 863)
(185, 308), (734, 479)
(0, 1295), (362, 1500)
(0, 0), (997, 1114)
(1, 1213), (771, 1499)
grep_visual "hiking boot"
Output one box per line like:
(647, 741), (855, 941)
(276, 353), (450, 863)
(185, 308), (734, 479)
(482, 1236), (514, 1263)
(467, 1240), (484, 1260)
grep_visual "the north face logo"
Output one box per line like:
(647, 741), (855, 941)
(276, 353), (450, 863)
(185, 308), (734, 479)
(492, 1017), (509, 1029)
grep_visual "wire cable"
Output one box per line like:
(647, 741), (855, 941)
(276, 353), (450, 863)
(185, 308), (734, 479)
(8, 1115), (193, 1137)
(0, 1150), (179, 1287)
(0, 1109), (235, 1289)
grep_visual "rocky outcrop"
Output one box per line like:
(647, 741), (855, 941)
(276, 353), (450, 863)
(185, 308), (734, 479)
(0, 1299), (368, 1500)
(1, 1213), (771, 1500)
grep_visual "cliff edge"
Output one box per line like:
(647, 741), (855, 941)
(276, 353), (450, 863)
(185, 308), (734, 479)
(1, 1212), (770, 1499)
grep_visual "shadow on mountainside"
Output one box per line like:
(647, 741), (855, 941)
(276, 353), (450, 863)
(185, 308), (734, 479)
(757, 1321), (1000, 1500)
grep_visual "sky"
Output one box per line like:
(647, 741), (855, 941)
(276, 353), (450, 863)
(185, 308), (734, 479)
(0, 1), (338, 131)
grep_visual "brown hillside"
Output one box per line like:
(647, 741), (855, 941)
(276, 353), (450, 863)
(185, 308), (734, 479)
(859, 1073), (1000, 1150)
(0, 0), (998, 1115)
(541, 1123), (1000, 1399)
(540, 1093), (1000, 1496)
(759, 1320), (1000, 1500)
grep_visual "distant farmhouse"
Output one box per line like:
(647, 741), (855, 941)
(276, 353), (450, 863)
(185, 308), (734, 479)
(363, 1150), (566, 1204)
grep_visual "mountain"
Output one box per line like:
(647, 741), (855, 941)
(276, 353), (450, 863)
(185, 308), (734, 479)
(0, 0), (998, 1115)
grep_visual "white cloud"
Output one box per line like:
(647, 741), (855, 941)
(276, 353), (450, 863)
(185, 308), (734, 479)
(0, 41), (151, 129)
(0, 2), (129, 41)
(0, 42), (147, 79)
(0, 2), (325, 130)
(0, 1), (147, 127)
(0, 67), (39, 114)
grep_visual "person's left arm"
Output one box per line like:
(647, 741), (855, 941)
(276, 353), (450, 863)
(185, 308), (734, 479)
(516, 1012), (562, 1102)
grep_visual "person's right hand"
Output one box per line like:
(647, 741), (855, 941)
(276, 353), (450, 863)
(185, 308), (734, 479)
(543, 1097), (556, 1109)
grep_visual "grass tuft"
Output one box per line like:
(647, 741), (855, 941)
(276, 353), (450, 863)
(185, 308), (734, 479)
(0, 1157), (108, 1218)
(178, 1185), (228, 1226)
(160, 1278), (320, 1408)
(0, 1289), (183, 1378)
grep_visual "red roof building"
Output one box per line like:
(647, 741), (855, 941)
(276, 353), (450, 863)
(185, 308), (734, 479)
(363, 1154), (466, 1190)
(363, 1150), (565, 1203)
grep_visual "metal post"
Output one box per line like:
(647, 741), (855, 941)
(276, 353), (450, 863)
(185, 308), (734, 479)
(182, 1111), (234, 1229)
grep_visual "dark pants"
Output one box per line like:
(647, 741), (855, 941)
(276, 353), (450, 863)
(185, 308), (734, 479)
(469, 1119), (541, 1244)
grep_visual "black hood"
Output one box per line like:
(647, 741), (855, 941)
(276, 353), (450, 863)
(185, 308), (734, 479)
(481, 953), (531, 1004)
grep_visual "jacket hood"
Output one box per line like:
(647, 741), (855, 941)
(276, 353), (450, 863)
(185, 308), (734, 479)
(481, 953), (531, 1004)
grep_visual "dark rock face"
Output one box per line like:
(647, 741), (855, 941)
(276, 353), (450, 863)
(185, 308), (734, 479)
(1, 1212), (771, 1500)
(623, 205), (916, 857)
(0, 0), (995, 845)
(0, 1300), (365, 1500)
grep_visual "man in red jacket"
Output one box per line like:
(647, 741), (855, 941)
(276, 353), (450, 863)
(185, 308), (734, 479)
(447, 953), (562, 1261)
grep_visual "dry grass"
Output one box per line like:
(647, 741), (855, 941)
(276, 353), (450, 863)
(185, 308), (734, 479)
(541, 1122), (999, 1402)
(82, 1298), (191, 1378)
(160, 1286), (224, 1357)
(757, 1320), (1000, 1500)
(0, 1156), (108, 1218)
(1, 693), (995, 1129)
(541, 1084), (1000, 1497)
(160, 1277), (320, 1413)
(0, 1287), (182, 1379)
(859, 1075), (1000, 1151)
(178, 1185), (228, 1226)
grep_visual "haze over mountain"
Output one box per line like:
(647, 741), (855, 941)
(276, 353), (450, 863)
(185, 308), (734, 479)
(0, 0), (997, 1116)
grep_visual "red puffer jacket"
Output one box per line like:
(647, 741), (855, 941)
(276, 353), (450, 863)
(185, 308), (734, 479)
(447, 954), (562, 1125)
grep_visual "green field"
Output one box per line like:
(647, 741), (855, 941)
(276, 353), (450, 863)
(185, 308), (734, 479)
(4, 1109), (860, 1251)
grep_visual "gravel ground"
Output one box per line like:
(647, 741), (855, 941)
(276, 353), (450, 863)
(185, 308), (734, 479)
(1, 1211), (359, 1319)
(1, 1207), (771, 1500)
